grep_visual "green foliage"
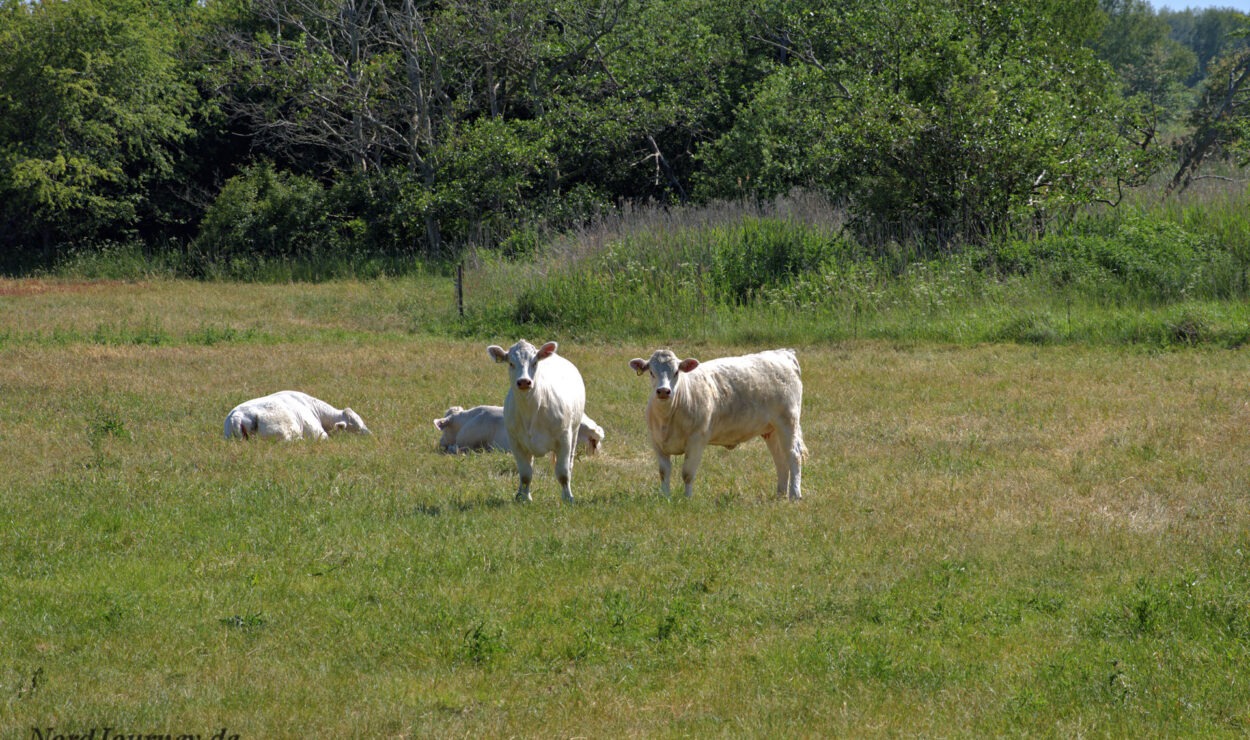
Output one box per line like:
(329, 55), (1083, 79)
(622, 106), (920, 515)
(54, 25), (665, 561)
(0, 0), (199, 269)
(697, 0), (1148, 246)
(54, 241), (185, 280)
(429, 118), (560, 255)
(503, 215), (850, 333)
(3, 0), (1250, 275)
(989, 313), (1062, 346)
(454, 189), (1250, 347)
(1161, 6), (1250, 86)
(1095, 0), (1197, 125)
(991, 215), (1232, 299)
(707, 217), (843, 304)
(192, 162), (394, 280)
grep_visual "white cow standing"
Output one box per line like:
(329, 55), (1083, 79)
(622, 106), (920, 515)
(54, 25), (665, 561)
(487, 340), (587, 502)
(433, 404), (605, 456)
(629, 348), (806, 500)
(224, 390), (370, 441)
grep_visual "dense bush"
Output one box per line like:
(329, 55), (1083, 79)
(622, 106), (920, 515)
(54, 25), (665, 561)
(990, 216), (1236, 300)
(708, 218), (844, 304)
(506, 216), (856, 332)
(196, 164), (330, 259)
(192, 163), (362, 280)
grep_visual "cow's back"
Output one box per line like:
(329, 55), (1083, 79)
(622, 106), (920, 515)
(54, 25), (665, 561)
(682, 350), (801, 449)
(460, 405), (510, 451)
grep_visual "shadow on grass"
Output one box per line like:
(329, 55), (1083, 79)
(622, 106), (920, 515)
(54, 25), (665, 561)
(413, 497), (512, 517)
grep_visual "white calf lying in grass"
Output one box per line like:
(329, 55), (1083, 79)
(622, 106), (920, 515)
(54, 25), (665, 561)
(224, 390), (371, 441)
(433, 404), (605, 456)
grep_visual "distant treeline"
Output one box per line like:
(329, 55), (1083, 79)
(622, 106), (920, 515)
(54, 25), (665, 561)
(1, 0), (1248, 276)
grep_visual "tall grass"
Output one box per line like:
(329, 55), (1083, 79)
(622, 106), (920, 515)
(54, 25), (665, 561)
(459, 185), (1250, 347)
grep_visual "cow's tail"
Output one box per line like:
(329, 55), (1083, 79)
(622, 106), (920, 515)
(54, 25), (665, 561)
(225, 411), (254, 440)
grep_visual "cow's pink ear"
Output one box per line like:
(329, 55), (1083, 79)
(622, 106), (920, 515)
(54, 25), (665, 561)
(679, 358), (700, 373)
(487, 345), (508, 363)
(434, 418), (447, 430)
(629, 358), (648, 375)
(537, 341), (558, 359)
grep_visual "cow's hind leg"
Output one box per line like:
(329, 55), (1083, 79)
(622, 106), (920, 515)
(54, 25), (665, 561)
(764, 431), (789, 498)
(555, 429), (576, 503)
(786, 425), (804, 501)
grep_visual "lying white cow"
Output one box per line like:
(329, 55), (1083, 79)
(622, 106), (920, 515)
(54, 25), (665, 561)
(629, 348), (806, 500)
(487, 340), (587, 502)
(433, 405), (605, 456)
(224, 390), (371, 441)
(433, 405), (510, 453)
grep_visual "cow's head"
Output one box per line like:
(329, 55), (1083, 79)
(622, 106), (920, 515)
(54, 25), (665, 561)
(578, 416), (605, 455)
(629, 349), (699, 401)
(433, 406), (465, 450)
(340, 407), (371, 434)
(488, 339), (558, 393)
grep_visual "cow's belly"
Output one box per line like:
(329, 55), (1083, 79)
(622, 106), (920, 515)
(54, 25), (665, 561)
(518, 425), (558, 455)
(657, 437), (686, 456)
(656, 420), (773, 454)
(708, 420), (773, 450)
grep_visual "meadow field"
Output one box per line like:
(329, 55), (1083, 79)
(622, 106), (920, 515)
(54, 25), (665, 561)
(3, 276), (1250, 736)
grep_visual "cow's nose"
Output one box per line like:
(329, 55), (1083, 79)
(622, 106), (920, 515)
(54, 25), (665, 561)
(656, 387), (671, 400)
(517, 379), (533, 390)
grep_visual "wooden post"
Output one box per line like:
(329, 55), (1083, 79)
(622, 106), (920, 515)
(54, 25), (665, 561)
(456, 261), (465, 319)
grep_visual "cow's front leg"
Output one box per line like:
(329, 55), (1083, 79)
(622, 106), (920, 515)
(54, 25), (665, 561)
(513, 451), (534, 502)
(680, 440), (707, 498)
(657, 452), (673, 497)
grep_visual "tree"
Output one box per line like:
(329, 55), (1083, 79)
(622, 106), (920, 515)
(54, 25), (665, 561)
(0, 0), (199, 269)
(208, 0), (760, 258)
(212, 0), (599, 257)
(1162, 7), (1249, 86)
(1168, 44), (1250, 194)
(1094, 0), (1196, 130)
(695, 0), (1154, 246)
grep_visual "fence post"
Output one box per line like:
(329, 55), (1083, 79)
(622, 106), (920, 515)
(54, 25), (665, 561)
(456, 261), (465, 319)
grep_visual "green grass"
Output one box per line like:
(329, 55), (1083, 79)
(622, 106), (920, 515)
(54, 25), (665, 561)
(3, 278), (1250, 735)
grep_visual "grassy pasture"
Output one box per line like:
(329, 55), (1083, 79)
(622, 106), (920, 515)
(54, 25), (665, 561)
(3, 278), (1250, 736)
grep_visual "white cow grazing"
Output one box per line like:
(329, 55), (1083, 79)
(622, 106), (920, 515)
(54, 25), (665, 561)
(433, 405), (605, 456)
(224, 390), (371, 441)
(487, 340), (587, 502)
(629, 348), (806, 500)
